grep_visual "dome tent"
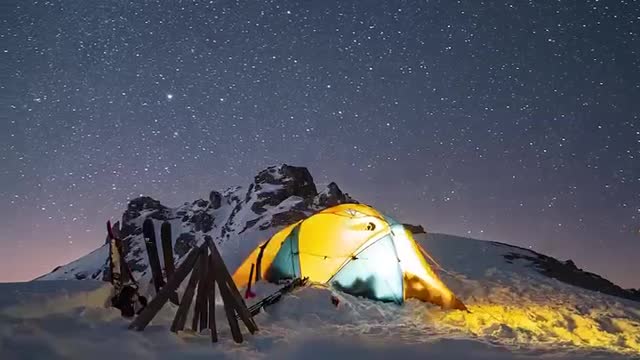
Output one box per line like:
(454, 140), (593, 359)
(232, 203), (466, 310)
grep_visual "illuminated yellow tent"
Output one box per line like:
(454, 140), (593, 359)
(233, 204), (466, 310)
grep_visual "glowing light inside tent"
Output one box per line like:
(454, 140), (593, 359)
(391, 225), (454, 303)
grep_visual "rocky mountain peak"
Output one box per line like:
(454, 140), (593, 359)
(42, 164), (359, 284)
(315, 181), (355, 208)
(249, 164), (319, 216)
(121, 196), (171, 237)
(254, 164), (317, 197)
(208, 191), (222, 209)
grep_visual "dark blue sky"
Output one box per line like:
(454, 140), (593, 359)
(2, 0), (639, 287)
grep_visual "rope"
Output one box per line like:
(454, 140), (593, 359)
(416, 243), (460, 278)
(297, 251), (353, 259)
(311, 208), (391, 224)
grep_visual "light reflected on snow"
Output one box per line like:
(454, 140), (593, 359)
(437, 303), (640, 355)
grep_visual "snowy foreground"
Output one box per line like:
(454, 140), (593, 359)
(2, 234), (639, 359)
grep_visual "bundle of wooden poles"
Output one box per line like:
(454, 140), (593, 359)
(123, 219), (257, 344)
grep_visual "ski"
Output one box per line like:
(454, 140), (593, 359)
(107, 221), (124, 292)
(242, 277), (308, 318)
(160, 221), (180, 305)
(110, 222), (137, 287)
(160, 221), (175, 280)
(143, 218), (165, 294)
(107, 221), (137, 290)
(107, 221), (147, 318)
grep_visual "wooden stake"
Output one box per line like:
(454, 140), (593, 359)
(170, 252), (202, 333)
(206, 237), (258, 333)
(218, 274), (243, 343)
(127, 238), (257, 345)
(208, 253), (218, 343)
(128, 245), (202, 331)
(198, 252), (209, 331)
(192, 251), (208, 331)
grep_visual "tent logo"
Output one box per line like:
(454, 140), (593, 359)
(345, 208), (360, 217)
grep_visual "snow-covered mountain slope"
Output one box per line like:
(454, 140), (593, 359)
(3, 234), (639, 359)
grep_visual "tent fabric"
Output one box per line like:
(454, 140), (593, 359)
(232, 203), (466, 310)
(265, 224), (301, 281)
(330, 234), (404, 303)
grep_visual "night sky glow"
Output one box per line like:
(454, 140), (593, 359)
(1, 1), (639, 287)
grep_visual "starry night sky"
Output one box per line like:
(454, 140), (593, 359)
(2, 1), (639, 287)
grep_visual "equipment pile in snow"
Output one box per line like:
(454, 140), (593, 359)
(245, 277), (309, 317)
(128, 236), (258, 344)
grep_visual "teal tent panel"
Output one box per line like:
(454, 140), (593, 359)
(265, 224), (301, 282)
(330, 235), (403, 303)
(382, 214), (402, 227)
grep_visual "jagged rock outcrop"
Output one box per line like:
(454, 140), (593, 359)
(209, 191), (222, 209)
(403, 223), (427, 234)
(255, 165), (317, 196)
(266, 209), (309, 229)
(174, 232), (196, 258)
(250, 165), (318, 214)
(315, 182), (356, 208)
(120, 196), (171, 238)
(564, 259), (578, 270)
(183, 199), (214, 233)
